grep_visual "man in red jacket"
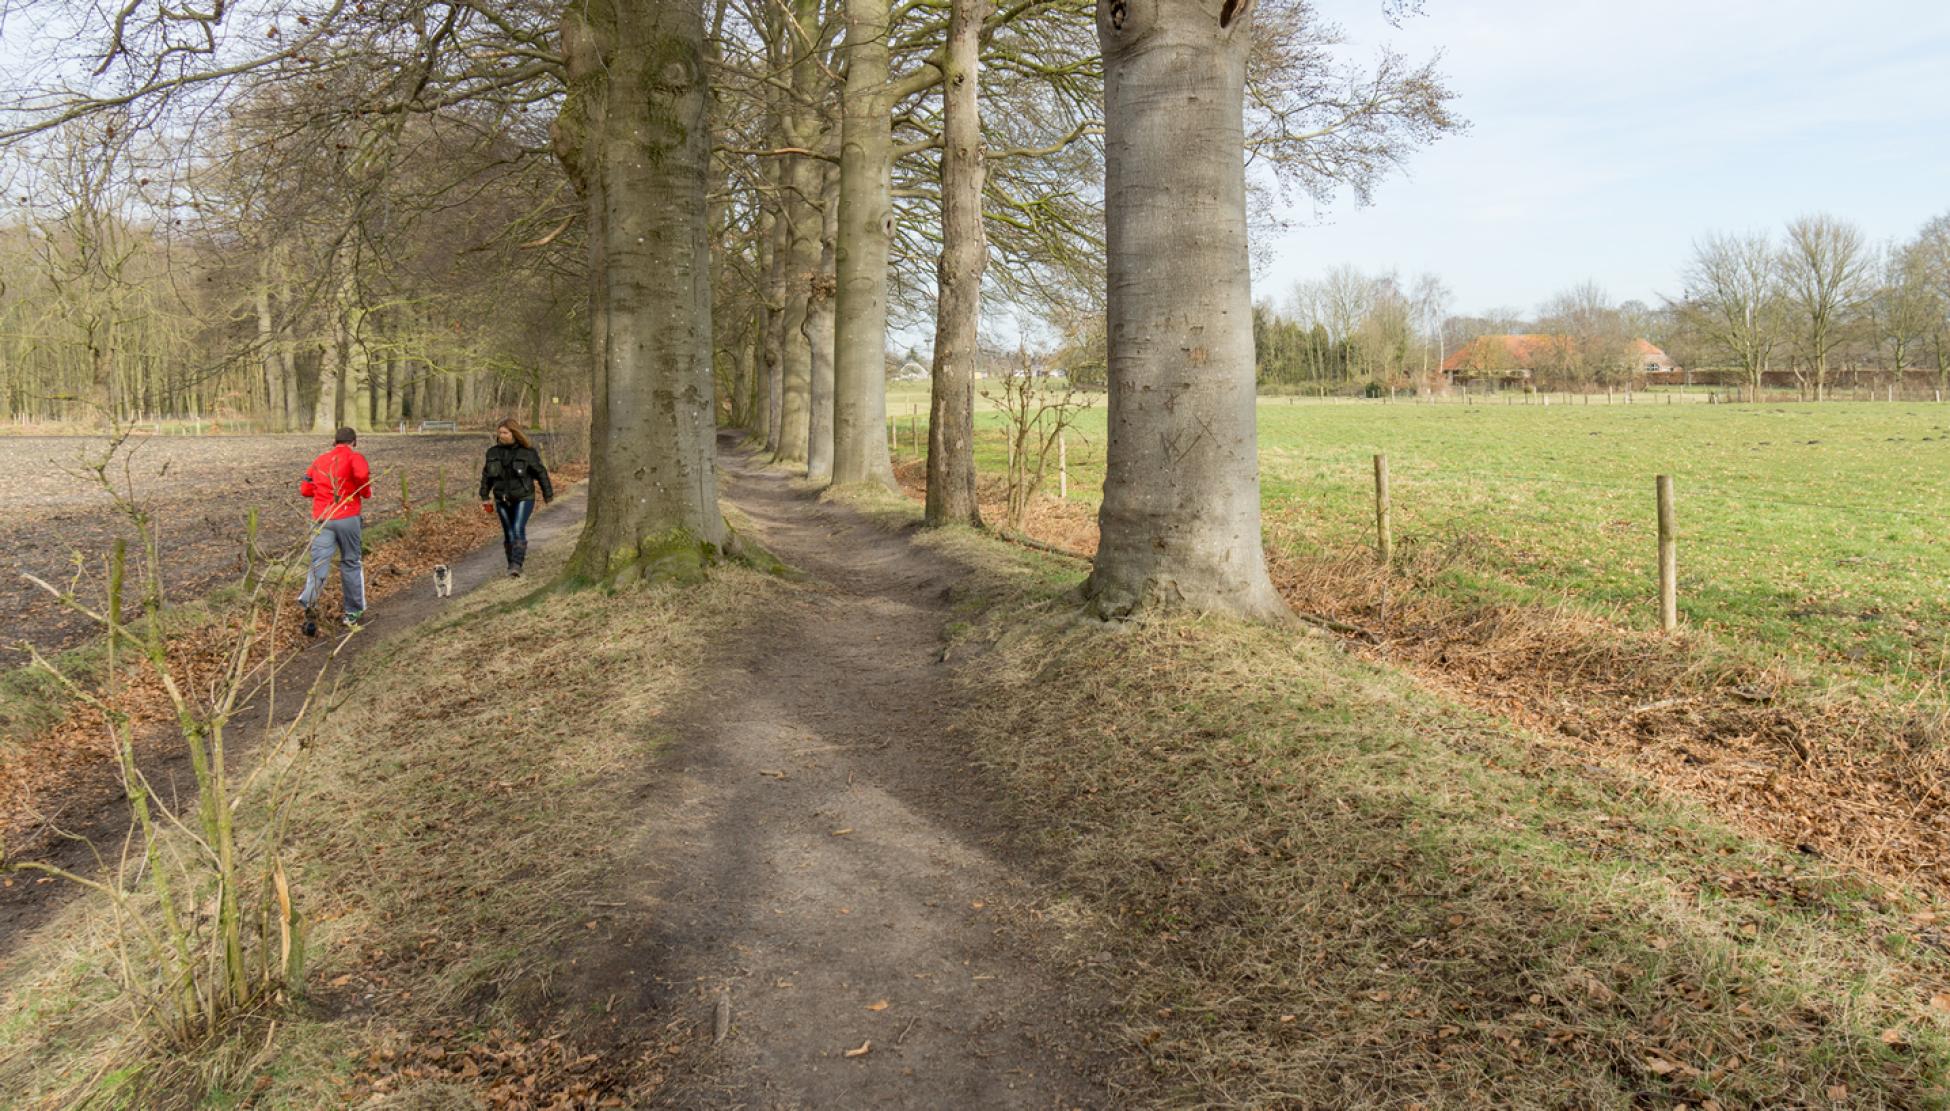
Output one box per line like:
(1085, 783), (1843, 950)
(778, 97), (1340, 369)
(297, 427), (374, 635)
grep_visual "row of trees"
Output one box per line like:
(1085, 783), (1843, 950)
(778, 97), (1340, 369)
(1676, 212), (1950, 398)
(1253, 209), (1950, 396)
(4, 0), (1458, 603)
(1, 39), (583, 429)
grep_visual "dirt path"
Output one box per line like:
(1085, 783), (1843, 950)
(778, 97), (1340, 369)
(0, 485), (590, 968)
(566, 440), (1121, 1107)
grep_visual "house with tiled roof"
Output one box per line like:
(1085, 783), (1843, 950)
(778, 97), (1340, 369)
(1440, 334), (1678, 387)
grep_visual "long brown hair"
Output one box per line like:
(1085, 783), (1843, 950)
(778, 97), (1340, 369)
(495, 418), (533, 451)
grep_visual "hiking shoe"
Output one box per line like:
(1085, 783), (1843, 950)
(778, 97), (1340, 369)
(302, 605), (319, 639)
(509, 565), (523, 578)
(342, 610), (365, 628)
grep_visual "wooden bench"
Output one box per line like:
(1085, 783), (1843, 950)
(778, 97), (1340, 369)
(417, 420), (459, 433)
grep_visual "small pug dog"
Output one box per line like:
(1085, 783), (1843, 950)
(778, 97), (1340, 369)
(432, 564), (453, 598)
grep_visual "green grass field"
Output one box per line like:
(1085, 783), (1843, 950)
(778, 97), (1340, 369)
(884, 386), (1950, 686)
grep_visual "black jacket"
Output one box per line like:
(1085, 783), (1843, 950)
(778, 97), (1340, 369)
(480, 444), (554, 503)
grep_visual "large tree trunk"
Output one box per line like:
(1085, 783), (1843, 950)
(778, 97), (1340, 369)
(774, 173), (818, 464)
(771, 0), (825, 467)
(315, 288), (346, 432)
(806, 181), (839, 482)
(829, 0), (898, 489)
(556, 0), (725, 583)
(1084, 0), (1284, 621)
(255, 253), (285, 431)
(350, 304), (375, 430)
(764, 197), (787, 453)
(924, 0), (986, 528)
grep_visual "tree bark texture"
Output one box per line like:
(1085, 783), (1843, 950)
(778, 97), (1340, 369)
(771, 0), (825, 466)
(254, 253), (285, 431)
(1084, 0), (1284, 620)
(806, 179), (839, 482)
(774, 177), (818, 465)
(924, 0), (987, 527)
(556, 0), (727, 583)
(830, 0), (898, 489)
(762, 192), (787, 453)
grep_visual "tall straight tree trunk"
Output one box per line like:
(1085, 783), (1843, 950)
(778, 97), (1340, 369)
(924, 0), (987, 528)
(772, 0), (824, 467)
(764, 198), (788, 453)
(1084, 0), (1284, 621)
(774, 177), (818, 464)
(829, 0), (898, 489)
(556, 0), (725, 583)
(316, 292), (346, 432)
(806, 181), (839, 482)
(350, 305), (375, 430)
(255, 253), (284, 431)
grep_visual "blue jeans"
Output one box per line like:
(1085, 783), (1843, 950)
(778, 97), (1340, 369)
(298, 516), (365, 613)
(495, 497), (534, 564)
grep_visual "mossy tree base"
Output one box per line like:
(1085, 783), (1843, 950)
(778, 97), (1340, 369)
(562, 525), (789, 591)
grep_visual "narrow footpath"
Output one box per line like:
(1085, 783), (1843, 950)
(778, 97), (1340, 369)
(564, 439), (1119, 1108)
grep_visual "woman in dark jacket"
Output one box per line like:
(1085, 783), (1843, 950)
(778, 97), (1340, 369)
(479, 419), (554, 576)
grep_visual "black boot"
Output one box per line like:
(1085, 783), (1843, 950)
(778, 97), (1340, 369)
(503, 538), (514, 568)
(510, 541), (527, 577)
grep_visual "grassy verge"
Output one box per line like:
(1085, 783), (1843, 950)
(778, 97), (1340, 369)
(0, 533), (788, 1107)
(883, 396), (1950, 689)
(906, 522), (1950, 1109)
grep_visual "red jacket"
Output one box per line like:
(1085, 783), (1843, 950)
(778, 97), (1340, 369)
(300, 444), (373, 521)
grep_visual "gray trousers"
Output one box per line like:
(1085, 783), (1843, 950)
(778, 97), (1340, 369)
(298, 516), (365, 613)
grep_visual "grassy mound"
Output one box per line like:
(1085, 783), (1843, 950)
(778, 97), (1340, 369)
(915, 525), (1950, 1109)
(0, 538), (788, 1106)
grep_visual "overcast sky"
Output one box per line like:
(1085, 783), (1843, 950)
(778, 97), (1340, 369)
(1262, 0), (1950, 318)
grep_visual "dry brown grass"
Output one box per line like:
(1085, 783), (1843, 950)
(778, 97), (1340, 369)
(0, 499), (508, 858)
(917, 541), (1950, 1107)
(0, 533), (787, 1107)
(1262, 528), (1950, 903)
(892, 462), (1950, 916)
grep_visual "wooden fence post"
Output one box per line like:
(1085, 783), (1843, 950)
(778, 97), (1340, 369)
(1374, 453), (1392, 565)
(1657, 474), (1677, 633)
(1058, 430), (1068, 499)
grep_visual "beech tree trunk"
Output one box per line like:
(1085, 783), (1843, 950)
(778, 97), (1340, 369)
(762, 194), (787, 453)
(830, 0), (898, 489)
(771, 0), (825, 467)
(555, 0), (726, 583)
(315, 273), (346, 432)
(1084, 0), (1284, 620)
(255, 253), (285, 431)
(774, 171), (818, 464)
(924, 0), (986, 527)
(806, 181), (839, 482)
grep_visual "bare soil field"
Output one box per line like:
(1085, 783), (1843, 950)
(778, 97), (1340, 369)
(3, 432), (492, 657)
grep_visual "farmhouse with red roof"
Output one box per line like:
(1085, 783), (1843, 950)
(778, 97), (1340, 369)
(1440, 334), (1679, 387)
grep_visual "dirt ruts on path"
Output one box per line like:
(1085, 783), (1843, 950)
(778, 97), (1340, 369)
(563, 439), (1123, 1108)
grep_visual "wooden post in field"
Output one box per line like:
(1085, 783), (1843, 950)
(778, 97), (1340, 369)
(1373, 453), (1393, 565)
(1657, 474), (1677, 633)
(1058, 430), (1068, 499)
(910, 404), (919, 456)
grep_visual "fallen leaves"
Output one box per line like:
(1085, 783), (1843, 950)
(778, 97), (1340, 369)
(865, 1000), (890, 1012)
(843, 1039), (872, 1058)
